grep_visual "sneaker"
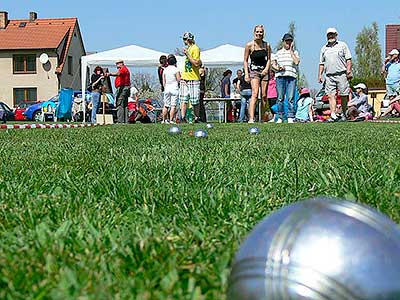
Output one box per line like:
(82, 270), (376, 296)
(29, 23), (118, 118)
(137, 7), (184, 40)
(248, 119), (255, 124)
(170, 121), (176, 124)
(268, 118), (275, 123)
(276, 118), (283, 124)
(288, 118), (294, 124)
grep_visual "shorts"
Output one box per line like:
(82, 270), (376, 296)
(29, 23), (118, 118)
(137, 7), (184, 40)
(249, 69), (269, 81)
(163, 88), (178, 107)
(386, 83), (400, 96)
(325, 72), (349, 96)
(179, 80), (200, 105)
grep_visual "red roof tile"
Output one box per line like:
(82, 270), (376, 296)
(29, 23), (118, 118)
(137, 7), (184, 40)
(0, 18), (77, 50)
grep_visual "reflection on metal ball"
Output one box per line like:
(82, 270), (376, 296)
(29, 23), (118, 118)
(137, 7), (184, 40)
(168, 126), (182, 135)
(194, 129), (208, 138)
(228, 197), (400, 300)
(249, 127), (260, 135)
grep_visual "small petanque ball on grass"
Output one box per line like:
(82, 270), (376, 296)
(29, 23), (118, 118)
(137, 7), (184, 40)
(249, 127), (260, 135)
(194, 129), (208, 139)
(168, 126), (182, 135)
(227, 197), (400, 300)
(206, 123), (214, 129)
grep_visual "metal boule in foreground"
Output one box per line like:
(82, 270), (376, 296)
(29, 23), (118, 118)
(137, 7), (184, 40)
(227, 197), (400, 300)
(168, 126), (182, 135)
(194, 129), (208, 138)
(206, 123), (214, 129)
(249, 127), (260, 135)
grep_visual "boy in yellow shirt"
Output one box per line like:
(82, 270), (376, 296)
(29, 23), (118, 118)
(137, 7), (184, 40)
(180, 32), (202, 123)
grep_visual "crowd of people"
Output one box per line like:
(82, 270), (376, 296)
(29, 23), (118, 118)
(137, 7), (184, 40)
(88, 25), (400, 124)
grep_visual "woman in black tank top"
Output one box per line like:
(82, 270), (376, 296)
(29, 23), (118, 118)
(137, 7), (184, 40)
(244, 25), (271, 123)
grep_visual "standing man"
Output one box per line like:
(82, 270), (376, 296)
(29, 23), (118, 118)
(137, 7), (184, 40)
(108, 60), (131, 123)
(272, 33), (300, 123)
(318, 28), (352, 121)
(180, 32), (202, 123)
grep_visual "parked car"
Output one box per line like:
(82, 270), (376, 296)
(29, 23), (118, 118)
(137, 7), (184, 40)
(24, 95), (58, 121)
(0, 101), (15, 122)
(14, 101), (37, 121)
(24, 90), (91, 121)
(314, 88), (356, 114)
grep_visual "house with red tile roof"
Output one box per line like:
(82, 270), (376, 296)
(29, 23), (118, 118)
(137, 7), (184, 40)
(0, 11), (85, 107)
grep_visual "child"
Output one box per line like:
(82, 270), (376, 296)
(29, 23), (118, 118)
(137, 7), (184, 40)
(295, 88), (314, 122)
(162, 55), (181, 124)
(128, 86), (138, 123)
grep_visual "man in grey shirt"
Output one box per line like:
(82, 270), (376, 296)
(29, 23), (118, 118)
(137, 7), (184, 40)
(318, 27), (352, 121)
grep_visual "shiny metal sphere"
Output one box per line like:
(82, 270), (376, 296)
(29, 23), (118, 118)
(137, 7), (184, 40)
(249, 127), (260, 135)
(206, 123), (215, 129)
(228, 197), (400, 300)
(194, 129), (208, 138)
(168, 126), (182, 135)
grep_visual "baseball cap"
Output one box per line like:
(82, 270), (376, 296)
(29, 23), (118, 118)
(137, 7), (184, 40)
(115, 59), (124, 64)
(282, 33), (294, 41)
(326, 27), (338, 35)
(354, 83), (367, 90)
(389, 49), (399, 56)
(182, 32), (195, 40)
(300, 88), (310, 96)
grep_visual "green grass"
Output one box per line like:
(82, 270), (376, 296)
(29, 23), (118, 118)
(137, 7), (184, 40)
(0, 123), (399, 300)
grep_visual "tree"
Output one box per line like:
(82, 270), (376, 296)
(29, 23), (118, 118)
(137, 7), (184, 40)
(204, 67), (225, 97)
(353, 22), (384, 87)
(132, 72), (160, 100)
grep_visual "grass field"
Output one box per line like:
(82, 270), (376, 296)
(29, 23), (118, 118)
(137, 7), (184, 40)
(0, 123), (399, 300)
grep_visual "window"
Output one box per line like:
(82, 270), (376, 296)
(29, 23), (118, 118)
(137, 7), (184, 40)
(13, 55), (36, 74)
(68, 56), (73, 75)
(13, 88), (37, 106)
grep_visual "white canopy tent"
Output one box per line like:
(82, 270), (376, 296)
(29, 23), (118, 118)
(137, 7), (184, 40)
(200, 44), (244, 67)
(81, 44), (167, 122)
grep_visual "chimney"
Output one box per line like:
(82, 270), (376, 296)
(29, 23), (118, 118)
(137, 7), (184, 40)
(0, 11), (8, 29)
(29, 11), (37, 22)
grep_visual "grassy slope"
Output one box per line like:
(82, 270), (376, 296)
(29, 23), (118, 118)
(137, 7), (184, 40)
(0, 123), (399, 300)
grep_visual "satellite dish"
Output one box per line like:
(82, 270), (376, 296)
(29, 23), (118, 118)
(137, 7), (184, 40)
(39, 53), (49, 64)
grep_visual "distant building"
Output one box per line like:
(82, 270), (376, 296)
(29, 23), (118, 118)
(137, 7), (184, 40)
(385, 24), (400, 56)
(0, 11), (85, 107)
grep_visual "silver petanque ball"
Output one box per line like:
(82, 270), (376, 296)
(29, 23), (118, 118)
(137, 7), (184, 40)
(249, 127), (260, 135)
(194, 129), (208, 138)
(227, 197), (400, 300)
(168, 126), (182, 135)
(206, 123), (214, 129)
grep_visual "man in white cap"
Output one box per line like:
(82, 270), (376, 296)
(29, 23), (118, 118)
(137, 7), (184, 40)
(383, 49), (400, 96)
(179, 32), (202, 123)
(318, 28), (352, 121)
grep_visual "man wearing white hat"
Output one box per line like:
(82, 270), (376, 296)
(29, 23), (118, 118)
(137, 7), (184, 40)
(384, 49), (400, 96)
(318, 28), (352, 121)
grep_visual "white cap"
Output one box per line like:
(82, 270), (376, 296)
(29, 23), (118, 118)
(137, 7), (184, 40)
(354, 83), (367, 90)
(389, 49), (399, 56)
(326, 27), (338, 35)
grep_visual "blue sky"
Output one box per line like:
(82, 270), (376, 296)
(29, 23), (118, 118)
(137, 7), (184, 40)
(3, 0), (400, 88)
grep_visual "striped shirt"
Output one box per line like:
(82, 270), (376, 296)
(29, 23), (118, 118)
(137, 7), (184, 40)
(274, 49), (300, 78)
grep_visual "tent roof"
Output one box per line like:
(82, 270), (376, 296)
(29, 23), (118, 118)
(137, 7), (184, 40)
(81, 44), (166, 67)
(200, 44), (244, 66)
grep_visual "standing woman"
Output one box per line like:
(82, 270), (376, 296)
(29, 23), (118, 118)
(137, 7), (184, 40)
(244, 25), (271, 123)
(90, 66), (105, 124)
